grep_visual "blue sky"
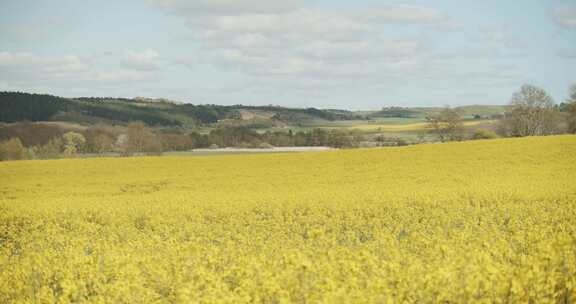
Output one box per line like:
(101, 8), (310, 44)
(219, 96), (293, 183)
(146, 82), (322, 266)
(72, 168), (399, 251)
(1, 0), (575, 109)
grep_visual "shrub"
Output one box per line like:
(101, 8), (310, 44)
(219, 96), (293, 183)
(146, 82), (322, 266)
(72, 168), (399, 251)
(35, 137), (63, 159)
(472, 129), (499, 140)
(63, 132), (86, 156)
(0, 138), (26, 161)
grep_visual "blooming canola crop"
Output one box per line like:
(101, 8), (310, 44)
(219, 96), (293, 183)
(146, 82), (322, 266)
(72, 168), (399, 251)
(1, 135), (575, 303)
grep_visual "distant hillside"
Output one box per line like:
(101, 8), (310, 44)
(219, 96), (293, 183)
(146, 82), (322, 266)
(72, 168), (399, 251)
(367, 105), (507, 119)
(368, 107), (423, 118)
(455, 105), (508, 117)
(0, 92), (363, 127)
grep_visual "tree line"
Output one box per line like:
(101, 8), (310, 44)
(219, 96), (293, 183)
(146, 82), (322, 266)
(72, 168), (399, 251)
(426, 84), (576, 142)
(0, 122), (366, 161)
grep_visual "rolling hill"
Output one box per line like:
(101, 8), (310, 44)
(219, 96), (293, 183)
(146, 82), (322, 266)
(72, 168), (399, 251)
(0, 92), (365, 127)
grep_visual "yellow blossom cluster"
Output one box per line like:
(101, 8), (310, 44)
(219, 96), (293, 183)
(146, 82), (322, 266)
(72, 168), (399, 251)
(1, 135), (575, 303)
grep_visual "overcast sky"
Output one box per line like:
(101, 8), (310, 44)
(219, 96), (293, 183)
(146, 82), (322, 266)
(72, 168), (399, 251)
(1, 0), (575, 109)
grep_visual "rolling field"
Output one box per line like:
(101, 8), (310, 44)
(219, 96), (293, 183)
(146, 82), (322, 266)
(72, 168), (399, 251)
(1, 136), (575, 303)
(349, 119), (495, 132)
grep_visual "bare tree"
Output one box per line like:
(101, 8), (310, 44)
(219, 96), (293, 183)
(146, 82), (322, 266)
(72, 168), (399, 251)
(426, 107), (464, 142)
(93, 134), (115, 154)
(503, 85), (557, 137)
(126, 122), (147, 153)
(85, 124), (117, 154)
(125, 121), (163, 155)
(566, 84), (576, 134)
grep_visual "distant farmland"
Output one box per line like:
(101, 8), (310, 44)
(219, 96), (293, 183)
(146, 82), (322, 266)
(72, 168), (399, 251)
(349, 119), (495, 132)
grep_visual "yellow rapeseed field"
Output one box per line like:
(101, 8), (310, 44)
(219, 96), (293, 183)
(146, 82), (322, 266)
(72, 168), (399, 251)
(1, 135), (575, 303)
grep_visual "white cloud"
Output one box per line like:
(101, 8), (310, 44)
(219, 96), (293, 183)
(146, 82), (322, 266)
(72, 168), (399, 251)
(45, 55), (91, 73)
(148, 2), (534, 97)
(170, 7), (449, 81)
(557, 49), (576, 59)
(0, 52), (37, 66)
(295, 40), (420, 61)
(149, 0), (311, 15)
(479, 25), (522, 49)
(0, 50), (159, 90)
(358, 5), (446, 24)
(201, 10), (371, 34)
(122, 49), (161, 71)
(553, 6), (576, 28)
(94, 70), (157, 82)
(0, 52), (90, 72)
